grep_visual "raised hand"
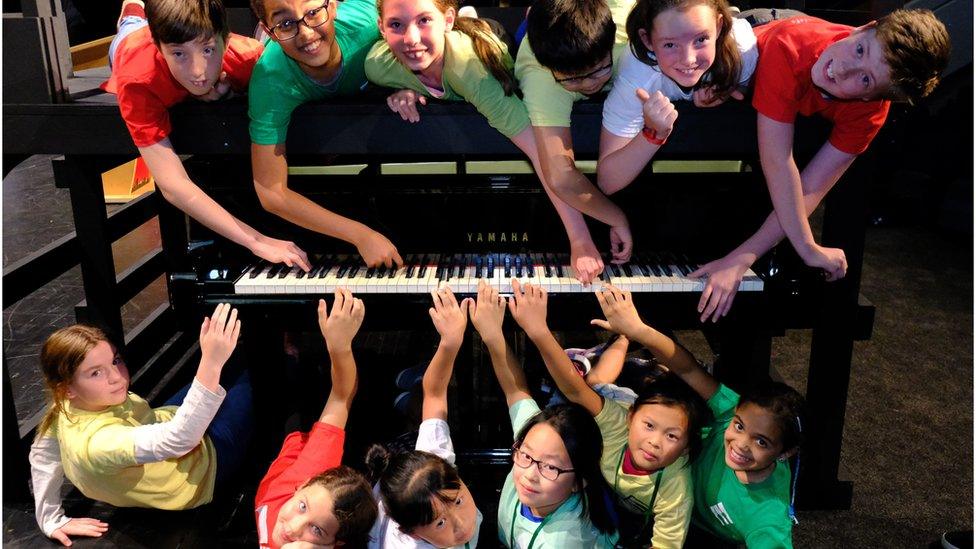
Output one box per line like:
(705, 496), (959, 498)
(429, 286), (470, 349)
(470, 279), (506, 345)
(318, 288), (364, 352)
(508, 279), (549, 338)
(636, 88), (677, 141)
(802, 243), (848, 282)
(251, 234), (311, 272)
(199, 303), (241, 373)
(590, 285), (647, 340)
(570, 238), (605, 285)
(689, 252), (752, 323)
(387, 89), (428, 123)
(609, 224), (633, 264)
(50, 517), (109, 546)
(355, 228), (403, 269)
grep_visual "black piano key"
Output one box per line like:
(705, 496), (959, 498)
(348, 265), (360, 279)
(418, 255), (429, 278)
(543, 253), (552, 278)
(277, 266), (291, 279)
(296, 267), (307, 279)
(248, 262), (267, 279)
(475, 256), (483, 278)
(365, 267), (376, 279)
(487, 254), (495, 277)
(335, 260), (350, 278)
(266, 264), (283, 278)
(610, 264), (622, 277)
(318, 257), (333, 279)
(515, 255), (523, 278)
(504, 255), (512, 279)
(555, 254), (565, 278)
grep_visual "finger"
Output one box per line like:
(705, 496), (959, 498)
(226, 307), (239, 338)
(700, 292), (720, 323)
(200, 317), (210, 339)
(418, 96), (427, 106)
(318, 298), (328, 322)
(387, 95), (396, 111)
(342, 288), (355, 313)
(590, 319), (612, 331)
(511, 278), (522, 297)
(635, 87), (651, 103)
(353, 297), (365, 319)
(212, 303), (229, 334)
(431, 289), (443, 309)
(333, 288), (345, 312)
(444, 286), (458, 307)
(52, 531), (71, 546)
(507, 295), (516, 316)
(720, 287), (737, 318)
(392, 249), (404, 268)
(713, 292), (731, 323)
(74, 518), (109, 527)
(731, 89), (745, 100)
(294, 250), (311, 272)
(689, 265), (708, 279)
(429, 306), (437, 322)
(231, 318), (242, 345)
(698, 284), (712, 313)
(383, 253), (393, 269)
(461, 297), (473, 316)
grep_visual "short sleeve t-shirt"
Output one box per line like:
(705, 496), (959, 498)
(248, 0), (380, 145)
(103, 26), (263, 147)
(365, 30), (530, 138)
(368, 418), (484, 548)
(55, 395), (216, 510)
(593, 399), (692, 549)
(255, 422), (346, 549)
(497, 399), (618, 548)
(602, 18), (759, 138)
(691, 384), (793, 548)
(514, 0), (636, 128)
(752, 16), (890, 155)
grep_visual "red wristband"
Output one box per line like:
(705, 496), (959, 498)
(642, 127), (667, 146)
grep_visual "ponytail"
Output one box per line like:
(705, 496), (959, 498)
(452, 17), (518, 96)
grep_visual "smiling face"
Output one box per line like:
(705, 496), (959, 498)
(626, 402), (691, 471)
(408, 482), (479, 548)
(273, 483), (342, 547)
(379, 0), (454, 78)
(810, 25), (892, 100)
(723, 402), (786, 477)
(640, 3), (720, 88)
(511, 423), (577, 515)
(263, 0), (340, 78)
(66, 340), (129, 411)
(158, 35), (226, 96)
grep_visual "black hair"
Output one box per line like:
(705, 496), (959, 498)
(513, 403), (617, 536)
(738, 381), (806, 452)
(146, 0), (228, 45)
(525, 0), (617, 75)
(631, 372), (711, 464)
(365, 445), (463, 534)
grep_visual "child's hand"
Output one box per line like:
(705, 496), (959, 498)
(251, 234), (311, 272)
(195, 71), (232, 102)
(387, 89), (427, 123)
(429, 287), (470, 349)
(692, 86), (745, 108)
(802, 243), (848, 281)
(569, 238), (604, 285)
(508, 280), (549, 338)
(609, 224), (633, 264)
(318, 289), (364, 352)
(470, 280), (506, 345)
(50, 517), (109, 546)
(199, 303), (241, 372)
(636, 88), (677, 141)
(354, 228), (404, 269)
(689, 252), (752, 323)
(590, 285), (647, 339)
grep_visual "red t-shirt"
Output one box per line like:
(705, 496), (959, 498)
(102, 26), (263, 147)
(752, 17), (890, 155)
(254, 422), (346, 549)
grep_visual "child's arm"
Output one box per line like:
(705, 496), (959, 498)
(250, 143), (404, 269)
(469, 280), (532, 406)
(138, 141), (310, 271)
(386, 89), (428, 123)
(507, 280), (604, 416)
(591, 285), (719, 401)
(422, 287), (471, 421)
(29, 435), (108, 545)
(317, 289), (365, 429)
(582, 335), (629, 387)
(691, 129), (857, 322)
(597, 89), (677, 196)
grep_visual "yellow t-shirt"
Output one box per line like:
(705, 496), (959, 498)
(55, 394), (216, 509)
(514, 0), (635, 127)
(365, 30), (530, 138)
(594, 398), (693, 549)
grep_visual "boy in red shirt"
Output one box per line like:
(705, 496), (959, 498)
(691, 9), (950, 321)
(254, 289), (376, 549)
(104, 0), (309, 271)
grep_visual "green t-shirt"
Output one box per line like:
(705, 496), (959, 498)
(248, 0), (380, 145)
(692, 384), (793, 548)
(365, 30), (530, 138)
(594, 398), (693, 549)
(497, 398), (618, 548)
(513, 0), (635, 128)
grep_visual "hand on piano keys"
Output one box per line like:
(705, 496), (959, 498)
(688, 252), (756, 324)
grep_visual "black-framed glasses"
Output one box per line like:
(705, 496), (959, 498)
(512, 447), (575, 481)
(553, 60), (613, 86)
(267, 1), (331, 41)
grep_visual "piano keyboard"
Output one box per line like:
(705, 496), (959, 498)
(230, 253), (764, 295)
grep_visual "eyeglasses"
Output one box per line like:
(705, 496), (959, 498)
(512, 447), (575, 481)
(553, 60), (614, 86)
(267, 1), (331, 41)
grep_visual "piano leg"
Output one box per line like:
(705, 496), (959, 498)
(244, 313), (287, 466)
(702, 307), (774, 392)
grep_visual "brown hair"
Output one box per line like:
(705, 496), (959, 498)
(626, 0), (741, 100)
(874, 9), (950, 104)
(36, 325), (110, 439)
(303, 465), (378, 546)
(146, 0), (229, 45)
(376, 0), (517, 95)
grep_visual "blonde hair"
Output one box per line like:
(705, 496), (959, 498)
(36, 325), (110, 439)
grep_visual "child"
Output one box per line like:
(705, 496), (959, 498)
(254, 289), (378, 548)
(468, 280), (618, 547)
(690, 9), (950, 322)
(591, 284), (807, 547)
(598, 0), (759, 194)
(508, 279), (708, 547)
(366, 287), (482, 548)
(514, 0), (639, 282)
(29, 304), (250, 546)
(365, 0), (604, 286)
(248, 0), (402, 269)
(104, 0), (308, 271)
